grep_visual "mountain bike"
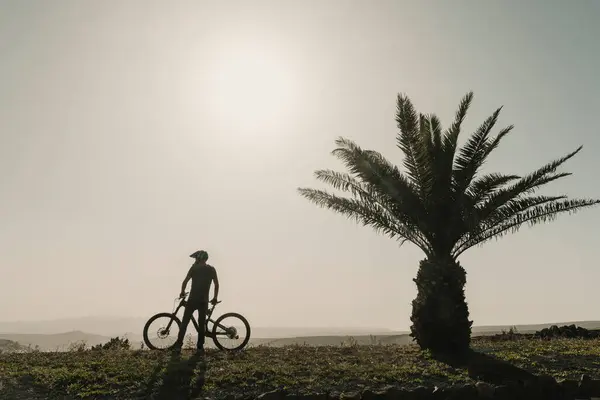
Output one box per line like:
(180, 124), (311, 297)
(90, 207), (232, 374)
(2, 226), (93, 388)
(143, 291), (251, 351)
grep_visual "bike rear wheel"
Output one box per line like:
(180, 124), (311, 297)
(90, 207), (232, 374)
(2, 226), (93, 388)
(211, 312), (251, 351)
(143, 312), (182, 350)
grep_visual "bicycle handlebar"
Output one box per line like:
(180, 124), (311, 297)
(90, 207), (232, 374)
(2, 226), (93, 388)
(178, 292), (222, 305)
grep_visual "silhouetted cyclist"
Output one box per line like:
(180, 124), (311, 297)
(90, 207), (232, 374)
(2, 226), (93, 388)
(173, 250), (219, 353)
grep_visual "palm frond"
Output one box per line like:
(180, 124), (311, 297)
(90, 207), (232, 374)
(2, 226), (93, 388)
(453, 198), (600, 257)
(442, 92), (473, 165)
(314, 169), (369, 197)
(480, 124), (514, 161)
(481, 195), (567, 227)
(452, 107), (504, 193)
(426, 114), (450, 206)
(454, 173), (521, 240)
(395, 94), (433, 198)
(330, 138), (428, 224)
(297, 187), (433, 254)
(327, 139), (435, 245)
(477, 147), (582, 221)
(467, 173), (521, 205)
(418, 114), (443, 152)
(419, 114), (436, 171)
(459, 194), (566, 243)
(430, 115), (443, 152)
(313, 169), (417, 229)
(437, 92), (473, 202)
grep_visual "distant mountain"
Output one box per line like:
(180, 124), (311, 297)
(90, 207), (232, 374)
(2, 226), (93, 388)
(0, 317), (396, 338)
(0, 317), (148, 337)
(0, 331), (112, 351)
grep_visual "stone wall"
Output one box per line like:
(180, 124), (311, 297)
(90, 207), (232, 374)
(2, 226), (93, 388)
(255, 374), (600, 400)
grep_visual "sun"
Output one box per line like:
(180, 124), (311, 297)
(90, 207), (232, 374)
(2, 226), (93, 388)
(204, 46), (297, 133)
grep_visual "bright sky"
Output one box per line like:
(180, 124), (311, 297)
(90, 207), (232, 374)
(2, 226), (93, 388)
(1, 1), (599, 331)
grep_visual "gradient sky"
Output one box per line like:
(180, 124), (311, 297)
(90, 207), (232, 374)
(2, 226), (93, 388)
(1, 1), (599, 331)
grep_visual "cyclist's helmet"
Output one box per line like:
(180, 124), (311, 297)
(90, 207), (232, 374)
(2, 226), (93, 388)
(190, 250), (209, 261)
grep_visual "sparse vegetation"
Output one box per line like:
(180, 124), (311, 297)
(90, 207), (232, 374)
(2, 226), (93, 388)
(1, 336), (599, 399)
(90, 336), (131, 351)
(67, 340), (88, 353)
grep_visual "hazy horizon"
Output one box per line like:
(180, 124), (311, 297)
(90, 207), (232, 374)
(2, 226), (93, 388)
(2, 1), (600, 332)
(3, 316), (600, 342)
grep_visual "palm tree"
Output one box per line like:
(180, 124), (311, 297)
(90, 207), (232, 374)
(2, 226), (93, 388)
(298, 92), (599, 355)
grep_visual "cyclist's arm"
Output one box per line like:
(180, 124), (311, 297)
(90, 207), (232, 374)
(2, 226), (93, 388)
(180, 267), (192, 296)
(212, 268), (219, 301)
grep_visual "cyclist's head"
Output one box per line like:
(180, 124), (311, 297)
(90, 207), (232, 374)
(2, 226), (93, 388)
(190, 250), (209, 263)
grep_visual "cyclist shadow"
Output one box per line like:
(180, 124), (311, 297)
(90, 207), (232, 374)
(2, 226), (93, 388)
(142, 351), (207, 400)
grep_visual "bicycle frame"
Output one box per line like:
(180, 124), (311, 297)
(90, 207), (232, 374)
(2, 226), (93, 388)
(166, 297), (233, 339)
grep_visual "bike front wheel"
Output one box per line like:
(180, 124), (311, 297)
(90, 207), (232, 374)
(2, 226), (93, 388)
(211, 312), (251, 351)
(143, 312), (182, 350)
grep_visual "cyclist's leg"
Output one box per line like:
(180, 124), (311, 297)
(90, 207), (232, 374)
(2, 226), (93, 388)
(196, 302), (208, 349)
(175, 305), (195, 347)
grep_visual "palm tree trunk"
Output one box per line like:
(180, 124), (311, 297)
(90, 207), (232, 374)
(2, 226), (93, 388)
(410, 258), (473, 355)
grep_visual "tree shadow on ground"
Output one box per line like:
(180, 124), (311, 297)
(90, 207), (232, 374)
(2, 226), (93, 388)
(434, 349), (538, 386)
(140, 351), (207, 400)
